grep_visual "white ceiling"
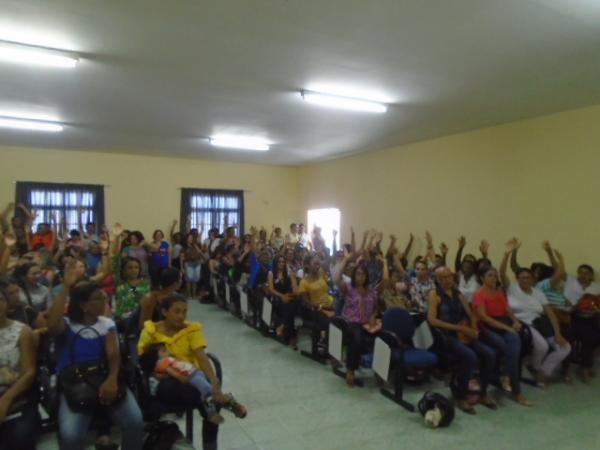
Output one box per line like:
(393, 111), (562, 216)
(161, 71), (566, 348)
(1, 0), (600, 165)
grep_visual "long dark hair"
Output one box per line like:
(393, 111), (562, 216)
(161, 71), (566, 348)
(351, 263), (370, 288)
(273, 255), (290, 282)
(120, 257), (142, 281)
(67, 281), (103, 323)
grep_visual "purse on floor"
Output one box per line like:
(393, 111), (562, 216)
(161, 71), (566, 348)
(58, 326), (125, 413)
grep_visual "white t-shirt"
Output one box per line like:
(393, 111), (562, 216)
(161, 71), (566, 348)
(564, 275), (600, 303)
(298, 233), (311, 248)
(507, 283), (548, 325)
(458, 273), (480, 303)
(18, 283), (51, 312)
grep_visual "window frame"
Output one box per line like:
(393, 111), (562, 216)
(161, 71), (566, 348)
(180, 188), (244, 237)
(14, 181), (106, 231)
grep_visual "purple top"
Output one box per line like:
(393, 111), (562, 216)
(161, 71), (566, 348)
(341, 285), (378, 324)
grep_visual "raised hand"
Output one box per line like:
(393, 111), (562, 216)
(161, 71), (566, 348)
(505, 238), (519, 253)
(3, 232), (16, 247)
(479, 239), (490, 255)
(112, 222), (123, 237)
(542, 240), (552, 252)
(63, 261), (80, 287)
(458, 236), (466, 248)
(440, 242), (449, 255)
(425, 231), (433, 245)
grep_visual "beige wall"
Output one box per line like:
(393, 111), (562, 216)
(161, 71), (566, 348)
(3, 104), (600, 272)
(0, 146), (301, 237)
(299, 104), (600, 272)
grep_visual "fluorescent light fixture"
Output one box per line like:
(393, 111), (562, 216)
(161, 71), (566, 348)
(209, 134), (270, 151)
(0, 40), (78, 68)
(0, 116), (64, 132)
(301, 90), (387, 113)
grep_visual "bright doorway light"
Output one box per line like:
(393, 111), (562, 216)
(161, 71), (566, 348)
(307, 208), (341, 255)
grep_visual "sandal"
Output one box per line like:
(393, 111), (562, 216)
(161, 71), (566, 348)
(456, 400), (476, 415)
(500, 376), (512, 393)
(346, 371), (356, 387)
(208, 412), (225, 425)
(479, 396), (498, 410)
(221, 393), (248, 418)
(513, 394), (532, 407)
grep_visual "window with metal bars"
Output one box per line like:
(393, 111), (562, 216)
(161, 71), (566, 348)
(15, 181), (105, 231)
(180, 188), (244, 236)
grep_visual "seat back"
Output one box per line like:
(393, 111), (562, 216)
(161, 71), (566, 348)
(383, 308), (415, 343)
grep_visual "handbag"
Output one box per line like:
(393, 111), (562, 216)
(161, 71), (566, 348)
(58, 326), (125, 413)
(532, 315), (554, 338)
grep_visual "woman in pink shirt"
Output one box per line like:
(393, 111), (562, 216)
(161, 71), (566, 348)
(336, 252), (388, 386)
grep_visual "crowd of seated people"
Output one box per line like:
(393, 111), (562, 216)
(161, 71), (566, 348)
(1, 200), (600, 448)
(0, 204), (247, 450)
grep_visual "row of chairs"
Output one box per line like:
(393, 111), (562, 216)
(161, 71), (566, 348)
(207, 272), (590, 417)
(208, 273), (439, 412)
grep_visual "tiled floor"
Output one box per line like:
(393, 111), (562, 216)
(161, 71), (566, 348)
(40, 301), (600, 449)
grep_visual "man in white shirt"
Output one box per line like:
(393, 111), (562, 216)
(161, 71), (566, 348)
(297, 223), (312, 250)
(564, 264), (600, 304)
(284, 223), (299, 247)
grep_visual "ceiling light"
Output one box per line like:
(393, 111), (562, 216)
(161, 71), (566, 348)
(209, 135), (270, 151)
(0, 40), (78, 68)
(0, 116), (64, 132)
(300, 90), (387, 113)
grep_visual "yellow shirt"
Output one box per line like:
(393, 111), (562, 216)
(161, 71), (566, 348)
(138, 320), (207, 369)
(298, 275), (334, 308)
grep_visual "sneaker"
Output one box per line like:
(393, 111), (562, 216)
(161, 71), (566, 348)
(221, 393), (248, 418)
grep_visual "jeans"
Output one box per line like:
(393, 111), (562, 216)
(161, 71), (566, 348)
(188, 370), (218, 417)
(156, 378), (219, 449)
(529, 326), (571, 376)
(481, 328), (522, 395)
(345, 323), (375, 371)
(571, 315), (600, 369)
(445, 336), (495, 399)
(185, 263), (202, 283)
(0, 395), (39, 450)
(274, 298), (300, 343)
(58, 389), (144, 450)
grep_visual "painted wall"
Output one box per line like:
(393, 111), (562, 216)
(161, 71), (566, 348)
(299, 105), (600, 272)
(0, 146), (300, 237)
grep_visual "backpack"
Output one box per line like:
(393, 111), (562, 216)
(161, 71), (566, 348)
(143, 421), (196, 450)
(417, 391), (455, 428)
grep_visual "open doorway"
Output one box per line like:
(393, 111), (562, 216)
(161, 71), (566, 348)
(307, 208), (341, 255)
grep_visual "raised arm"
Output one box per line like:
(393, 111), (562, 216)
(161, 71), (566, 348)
(47, 261), (78, 335)
(377, 254), (389, 293)
(509, 238), (521, 275)
(402, 233), (414, 268)
(455, 236), (466, 273)
(500, 239), (517, 288)
(386, 234), (397, 258)
(169, 219), (178, 241)
(424, 231), (436, 266)
(439, 242), (448, 267)
(549, 248), (566, 290)
(350, 227), (356, 253)
(335, 254), (350, 293)
(542, 240), (558, 273)
(0, 233), (16, 275)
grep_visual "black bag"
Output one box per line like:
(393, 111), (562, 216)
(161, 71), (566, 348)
(533, 315), (555, 338)
(143, 420), (196, 450)
(58, 326), (125, 413)
(417, 391), (455, 428)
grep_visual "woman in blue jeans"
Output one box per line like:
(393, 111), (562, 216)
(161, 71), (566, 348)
(472, 241), (531, 406)
(46, 262), (144, 450)
(428, 267), (496, 414)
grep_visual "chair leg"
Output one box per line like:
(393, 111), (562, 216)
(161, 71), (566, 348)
(300, 329), (328, 364)
(380, 364), (415, 412)
(185, 408), (194, 442)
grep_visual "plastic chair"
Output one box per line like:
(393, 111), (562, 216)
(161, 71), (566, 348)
(377, 308), (438, 411)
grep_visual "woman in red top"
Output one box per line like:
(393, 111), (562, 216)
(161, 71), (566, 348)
(472, 240), (530, 406)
